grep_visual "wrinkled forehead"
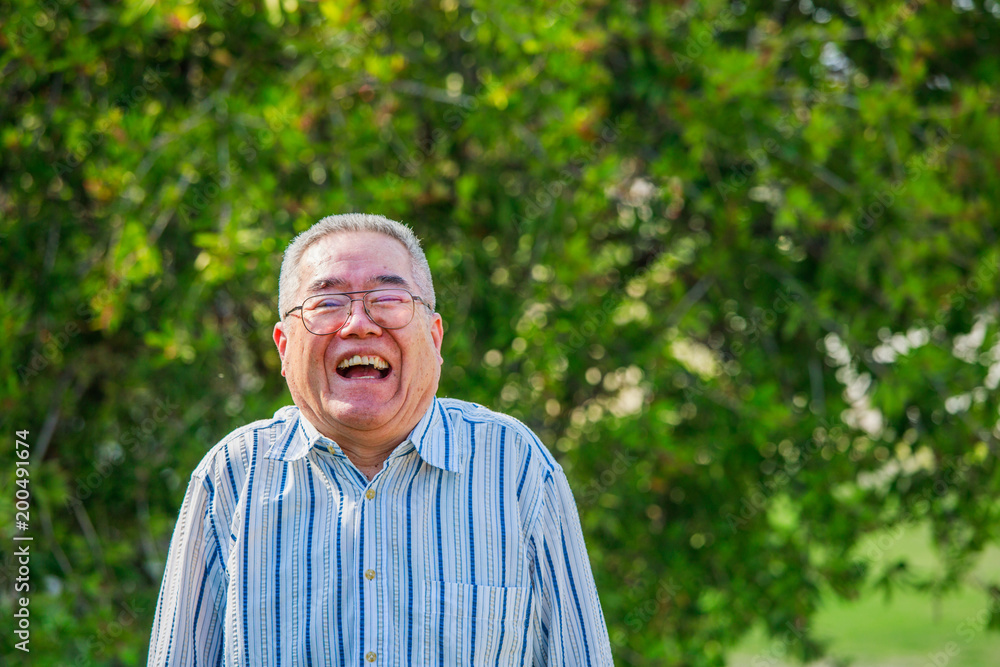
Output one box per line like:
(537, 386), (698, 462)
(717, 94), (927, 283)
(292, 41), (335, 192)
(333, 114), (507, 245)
(298, 231), (415, 295)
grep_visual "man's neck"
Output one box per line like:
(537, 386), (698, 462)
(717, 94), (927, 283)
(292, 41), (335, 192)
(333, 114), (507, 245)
(338, 439), (399, 480)
(298, 399), (435, 479)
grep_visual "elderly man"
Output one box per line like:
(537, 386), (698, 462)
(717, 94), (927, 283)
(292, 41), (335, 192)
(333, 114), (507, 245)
(148, 214), (613, 665)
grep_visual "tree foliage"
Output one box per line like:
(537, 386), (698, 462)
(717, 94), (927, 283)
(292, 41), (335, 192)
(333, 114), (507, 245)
(2, 0), (1000, 664)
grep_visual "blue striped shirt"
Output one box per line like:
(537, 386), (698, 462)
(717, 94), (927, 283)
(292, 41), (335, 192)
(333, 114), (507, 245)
(147, 397), (613, 666)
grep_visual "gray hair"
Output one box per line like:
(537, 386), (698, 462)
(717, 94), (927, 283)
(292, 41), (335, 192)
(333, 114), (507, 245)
(278, 213), (436, 321)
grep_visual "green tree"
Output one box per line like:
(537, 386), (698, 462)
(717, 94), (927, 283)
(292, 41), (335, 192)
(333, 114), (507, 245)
(2, 0), (999, 664)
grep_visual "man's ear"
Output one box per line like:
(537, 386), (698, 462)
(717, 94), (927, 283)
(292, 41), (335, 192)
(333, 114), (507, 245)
(273, 321), (289, 375)
(430, 313), (444, 365)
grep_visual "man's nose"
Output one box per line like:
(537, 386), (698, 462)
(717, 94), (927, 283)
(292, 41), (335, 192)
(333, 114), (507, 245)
(337, 298), (382, 337)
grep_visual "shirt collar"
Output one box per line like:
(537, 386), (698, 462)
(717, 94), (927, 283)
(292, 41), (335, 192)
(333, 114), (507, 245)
(264, 398), (461, 473)
(295, 411), (343, 457)
(408, 397), (461, 472)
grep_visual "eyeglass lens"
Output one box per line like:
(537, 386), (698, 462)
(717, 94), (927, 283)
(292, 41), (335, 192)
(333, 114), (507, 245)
(301, 289), (414, 334)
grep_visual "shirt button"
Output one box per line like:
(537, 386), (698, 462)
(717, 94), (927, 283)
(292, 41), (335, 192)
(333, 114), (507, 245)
(365, 569), (376, 580)
(366, 651), (377, 662)
(365, 488), (376, 500)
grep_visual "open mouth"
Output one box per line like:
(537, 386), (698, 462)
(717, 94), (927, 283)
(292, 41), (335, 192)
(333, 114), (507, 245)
(336, 354), (391, 380)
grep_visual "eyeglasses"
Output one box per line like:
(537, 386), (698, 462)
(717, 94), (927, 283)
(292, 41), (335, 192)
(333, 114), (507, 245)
(284, 288), (433, 335)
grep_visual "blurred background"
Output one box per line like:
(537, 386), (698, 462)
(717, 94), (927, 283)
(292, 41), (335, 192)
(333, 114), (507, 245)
(2, 0), (1000, 665)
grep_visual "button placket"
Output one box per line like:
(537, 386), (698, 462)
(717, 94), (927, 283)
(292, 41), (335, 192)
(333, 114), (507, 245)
(362, 479), (380, 664)
(306, 451), (365, 660)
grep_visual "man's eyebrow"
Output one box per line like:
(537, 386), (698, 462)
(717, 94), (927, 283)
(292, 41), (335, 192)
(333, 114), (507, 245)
(368, 274), (409, 288)
(305, 277), (347, 294)
(304, 274), (410, 294)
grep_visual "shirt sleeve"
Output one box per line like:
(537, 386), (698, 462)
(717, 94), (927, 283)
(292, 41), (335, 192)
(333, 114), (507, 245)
(147, 471), (227, 666)
(529, 468), (614, 666)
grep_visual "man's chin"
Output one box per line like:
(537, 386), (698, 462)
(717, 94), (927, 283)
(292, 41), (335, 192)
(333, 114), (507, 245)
(321, 398), (393, 432)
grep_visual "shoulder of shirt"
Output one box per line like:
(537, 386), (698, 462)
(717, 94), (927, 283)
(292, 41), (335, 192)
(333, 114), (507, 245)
(435, 397), (561, 477)
(190, 404), (300, 481)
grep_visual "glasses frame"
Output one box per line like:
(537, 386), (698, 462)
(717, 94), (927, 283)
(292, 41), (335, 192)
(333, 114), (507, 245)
(283, 288), (434, 336)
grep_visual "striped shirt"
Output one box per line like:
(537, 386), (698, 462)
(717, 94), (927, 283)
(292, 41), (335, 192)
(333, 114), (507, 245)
(147, 397), (613, 666)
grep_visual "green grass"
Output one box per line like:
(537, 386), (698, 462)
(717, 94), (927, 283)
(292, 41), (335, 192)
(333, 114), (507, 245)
(728, 524), (1000, 667)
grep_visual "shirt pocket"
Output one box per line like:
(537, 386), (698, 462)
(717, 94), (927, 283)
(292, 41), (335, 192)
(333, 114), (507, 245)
(422, 580), (532, 665)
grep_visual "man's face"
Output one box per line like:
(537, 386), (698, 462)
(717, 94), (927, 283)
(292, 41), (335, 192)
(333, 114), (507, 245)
(273, 231), (444, 447)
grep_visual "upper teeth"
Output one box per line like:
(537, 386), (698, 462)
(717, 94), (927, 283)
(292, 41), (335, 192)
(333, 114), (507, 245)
(338, 355), (388, 370)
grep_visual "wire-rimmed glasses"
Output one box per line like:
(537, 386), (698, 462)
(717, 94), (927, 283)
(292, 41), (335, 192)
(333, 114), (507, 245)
(284, 288), (433, 335)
